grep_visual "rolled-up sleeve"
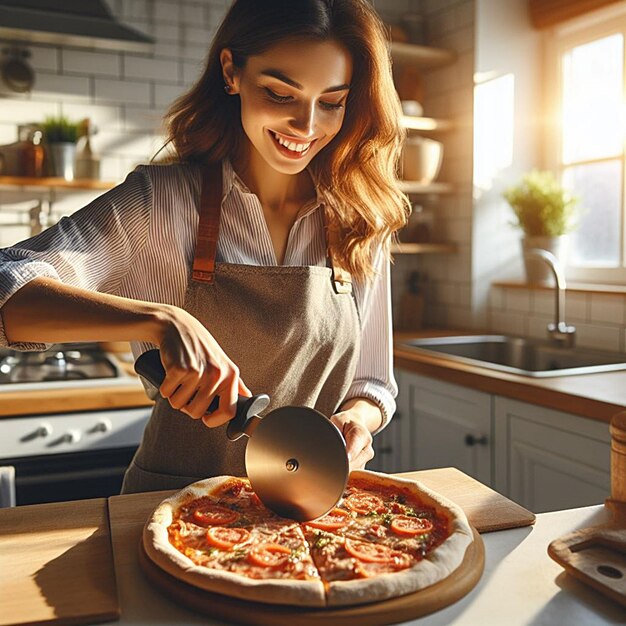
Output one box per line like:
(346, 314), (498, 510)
(344, 248), (398, 433)
(0, 167), (152, 350)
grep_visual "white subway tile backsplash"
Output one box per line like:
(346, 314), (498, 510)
(505, 288), (531, 313)
(120, 0), (152, 20)
(154, 83), (185, 109)
(32, 73), (91, 101)
(489, 287), (504, 311)
(181, 24), (215, 47)
(27, 45), (60, 73)
(590, 293), (626, 325)
(155, 0), (181, 22)
(124, 55), (180, 83)
(0, 99), (61, 125)
(490, 310), (528, 336)
(62, 50), (122, 77)
(153, 22), (181, 43)
(92, 130), (161, 159)
(574, 323), (622, 352)
(183, 59), (204, 86)
(61, 103), (123, 133)
(564, 291), (589, 322)
(527, 315), (552, 340)
(94, 78), (151, 106)
(123, 107), (164, 132)
(181, 3), (207, 24)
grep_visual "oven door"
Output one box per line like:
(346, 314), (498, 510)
(3, 447), (137, 506)
(3, 447), (138, 505)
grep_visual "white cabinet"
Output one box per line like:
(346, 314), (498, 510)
(374, 369), (613, 512)
(494, 397), (611, 513)
(370, 372), (492, 485)
(408, 376), (492, 485)
(368, 369), (414, 474)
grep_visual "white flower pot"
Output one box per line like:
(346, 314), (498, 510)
(521, 235), (569, 285)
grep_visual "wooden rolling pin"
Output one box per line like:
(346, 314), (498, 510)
(548, 411), (626, 607)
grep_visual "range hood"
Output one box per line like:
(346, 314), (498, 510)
(0, 0), (154, 52)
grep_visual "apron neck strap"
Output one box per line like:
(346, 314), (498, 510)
(192, 162), (222, 283)
(192, 162), (353, 294)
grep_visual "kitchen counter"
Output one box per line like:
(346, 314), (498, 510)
(394, 329), (626, 423)
(1, 468), (623, 626)
(0, 359), (153, 418)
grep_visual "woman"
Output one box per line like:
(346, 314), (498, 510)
(0, 0), (409, 492)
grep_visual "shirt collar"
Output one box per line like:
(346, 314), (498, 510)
(222, 157), (325, 221)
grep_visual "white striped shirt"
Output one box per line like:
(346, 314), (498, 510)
(0, 159), (396, 429)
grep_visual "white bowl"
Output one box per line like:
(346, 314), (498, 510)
(401, 136), (443, 183)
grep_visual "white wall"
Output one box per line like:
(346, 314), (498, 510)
(472, 0), (542, 326)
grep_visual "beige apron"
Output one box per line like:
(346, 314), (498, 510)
(122, 162), (361, 493)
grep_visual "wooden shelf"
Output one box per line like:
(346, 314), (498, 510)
(401, 115), (454, 132)
(391, 242), (458, 254)
(0, 176), (117, 191)
(399, 181), (454, 194)
(390, 42), (457, 68)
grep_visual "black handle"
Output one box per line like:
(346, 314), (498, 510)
(465, 434), (488, 447)
(134, 349), (270, 441)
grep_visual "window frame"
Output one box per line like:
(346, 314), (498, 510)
(544, 2), (626, 285)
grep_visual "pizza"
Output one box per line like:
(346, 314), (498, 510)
(142, 469), (474, 608)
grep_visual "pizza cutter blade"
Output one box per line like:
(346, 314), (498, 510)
(135, 349), (349, 522)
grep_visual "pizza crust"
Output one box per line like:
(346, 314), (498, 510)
(142, 471), (474, 608)
(142, 476), (326, 607)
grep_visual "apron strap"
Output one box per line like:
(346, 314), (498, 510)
(192, 161), (353, 294)
(192, 162), (222, 283)
(325, 209), (353, 295)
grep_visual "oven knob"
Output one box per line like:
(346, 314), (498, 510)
(36, 423), (52, 438)
(92, 419), (112, 433)
(61, 429), (82, 444)
(20, 422), (53, 442)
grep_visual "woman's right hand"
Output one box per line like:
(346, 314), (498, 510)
(152, 305), (252, 428)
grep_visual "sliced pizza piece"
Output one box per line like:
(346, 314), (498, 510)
(303, 526), (419, 606)
(305, 470), (475, 607)
(144, 476), (326, 607)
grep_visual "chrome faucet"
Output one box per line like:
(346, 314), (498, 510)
(525, 248), (576, 348)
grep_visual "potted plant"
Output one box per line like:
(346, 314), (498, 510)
(503, 170), (580, 284)
(42, 115), (79, 181)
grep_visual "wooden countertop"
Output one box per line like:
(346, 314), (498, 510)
(0, 360), (153, 418)
(394, 329), (626, 424)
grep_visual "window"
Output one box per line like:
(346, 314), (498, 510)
(548, 4), (626, 284)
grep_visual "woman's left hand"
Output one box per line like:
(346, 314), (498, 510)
(330, 410), (375, 471)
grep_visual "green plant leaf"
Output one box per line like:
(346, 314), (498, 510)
(502, 170), (581, 237)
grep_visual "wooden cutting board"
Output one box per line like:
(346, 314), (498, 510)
(0, 498), (119, 626)
(107, 467), (534, 624)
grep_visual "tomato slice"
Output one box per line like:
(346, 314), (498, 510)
(344, 492), (385, 515)
(306, 507), (351, 531)
(344, 538), (397, 563)
(192, 503), (239, 526)
(248, 543), (292, 568)
(206, 526), (251, 549)
(390, 515), (434, 537)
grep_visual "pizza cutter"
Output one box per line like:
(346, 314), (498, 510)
(135, 349), (349, 522)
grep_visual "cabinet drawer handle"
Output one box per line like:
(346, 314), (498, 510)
(465, 434), (488, 446)
(377, 446), (394, 454)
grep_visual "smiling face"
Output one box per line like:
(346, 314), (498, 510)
(222, 38), (353, 175)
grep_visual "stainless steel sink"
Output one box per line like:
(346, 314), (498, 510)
(398, 335), (626, 377)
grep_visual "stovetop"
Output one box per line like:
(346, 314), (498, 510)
(0, 343), (124, 387)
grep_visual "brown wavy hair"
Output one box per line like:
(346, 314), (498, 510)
(164, 0), (410, 282)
